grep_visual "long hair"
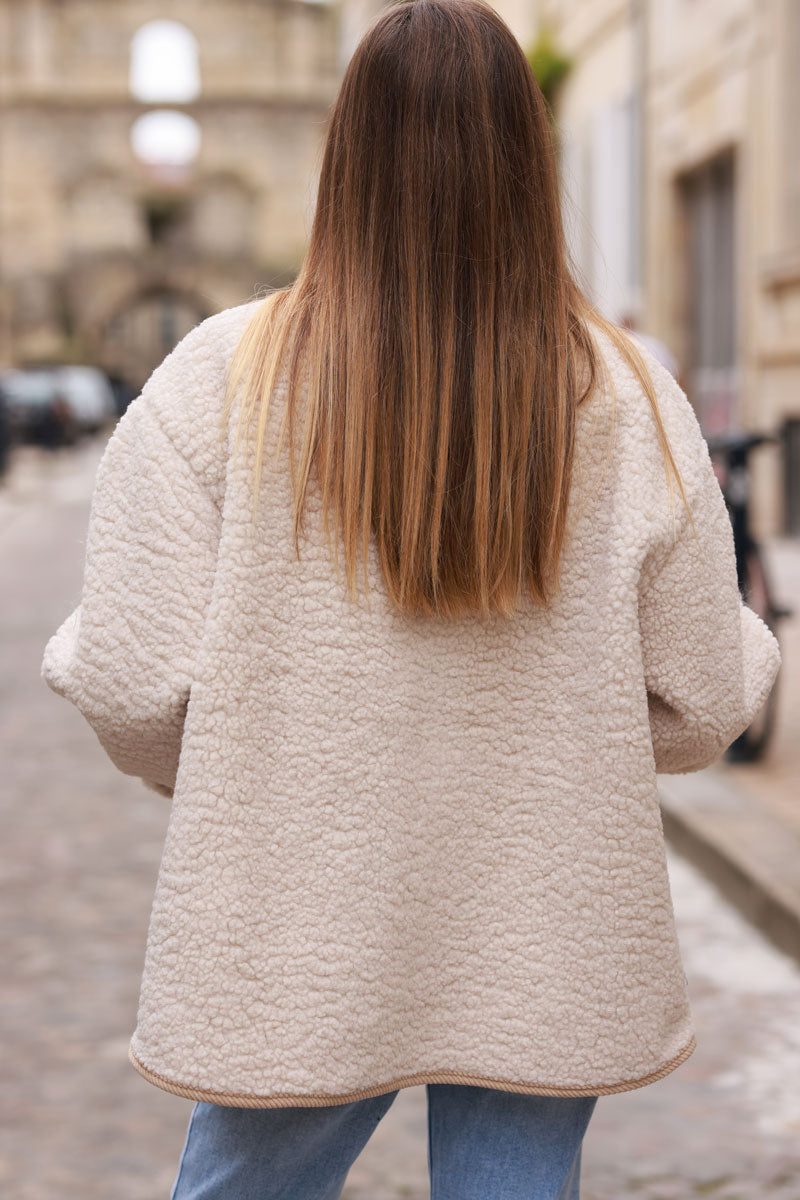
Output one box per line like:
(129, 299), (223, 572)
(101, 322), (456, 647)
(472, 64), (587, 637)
(222, 0), (690, 619)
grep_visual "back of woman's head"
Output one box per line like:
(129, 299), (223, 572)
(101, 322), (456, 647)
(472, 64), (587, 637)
(224, 0), (684, 619)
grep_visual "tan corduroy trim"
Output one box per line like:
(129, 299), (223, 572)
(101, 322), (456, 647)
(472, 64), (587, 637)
(129, 1034), (696, 1108)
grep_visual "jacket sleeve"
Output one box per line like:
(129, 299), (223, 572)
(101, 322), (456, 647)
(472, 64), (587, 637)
(637, 383), (782, 775)
(40, 353), (223, 798)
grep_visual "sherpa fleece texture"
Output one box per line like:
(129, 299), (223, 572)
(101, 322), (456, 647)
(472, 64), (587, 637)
(41, 298), (782, 1107)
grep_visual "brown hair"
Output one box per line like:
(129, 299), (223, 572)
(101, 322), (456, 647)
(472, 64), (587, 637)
(222, 0), (689, 618)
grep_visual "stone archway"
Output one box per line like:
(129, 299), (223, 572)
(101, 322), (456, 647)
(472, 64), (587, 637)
(100, 285), (212, 391)
(0, 0), (340, 368)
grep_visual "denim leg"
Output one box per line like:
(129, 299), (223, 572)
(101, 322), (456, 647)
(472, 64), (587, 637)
(170, 1090), (399, 1200)
(556, 1142), (585, 1200)
(426, 1084), (598, 1200)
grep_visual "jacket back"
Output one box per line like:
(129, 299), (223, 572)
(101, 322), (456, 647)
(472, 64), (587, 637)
(41, 298), (781, 1105)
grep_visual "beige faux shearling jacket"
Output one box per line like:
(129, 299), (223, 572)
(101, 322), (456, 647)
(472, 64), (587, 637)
(41, 297), (782, 1107)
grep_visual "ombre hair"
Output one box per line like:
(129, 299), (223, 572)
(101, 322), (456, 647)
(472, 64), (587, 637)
(222, 0), (690, 618)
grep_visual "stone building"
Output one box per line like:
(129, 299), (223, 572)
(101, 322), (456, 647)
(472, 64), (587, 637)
(534, 0), (800, 536)
(0, 0), (340, 388)
(2, 0), (797, 535)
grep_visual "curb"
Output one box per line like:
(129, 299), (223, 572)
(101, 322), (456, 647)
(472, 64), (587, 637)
(658, 769), (800, 967)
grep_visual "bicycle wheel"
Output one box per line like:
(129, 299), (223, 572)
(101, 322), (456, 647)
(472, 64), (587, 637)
(725, 546), (781, 763)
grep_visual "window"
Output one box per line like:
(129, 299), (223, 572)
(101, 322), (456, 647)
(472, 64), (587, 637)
(129, 21), (201, 177)
(678, 150), (738, 433)
(130, 111), (201, 172)
(586, 94), (640, 320)
(130, 20), (200, 103)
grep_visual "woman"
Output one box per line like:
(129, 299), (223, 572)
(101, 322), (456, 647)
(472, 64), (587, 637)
(40, 0), (781, 1196)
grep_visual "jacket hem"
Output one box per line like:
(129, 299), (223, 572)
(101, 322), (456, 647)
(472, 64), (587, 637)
(128, 1033), (697, 1107)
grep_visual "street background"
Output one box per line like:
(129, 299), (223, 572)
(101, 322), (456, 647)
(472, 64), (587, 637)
(2, 439), (799, 1197)
(2, 0), (799, 1197)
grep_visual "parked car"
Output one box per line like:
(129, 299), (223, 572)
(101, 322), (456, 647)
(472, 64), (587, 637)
(0, 368), (78, 447)
(51, 366), (117, 433)
(0, 363), (117, 447)
(0, 387), (11, 475)
(106, 374), (137, 417)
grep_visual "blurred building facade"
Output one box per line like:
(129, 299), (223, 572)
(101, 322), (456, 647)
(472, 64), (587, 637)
(532, 0), (800, 536)
(0, 0), (340, 388)
(1, 0), (797, 533)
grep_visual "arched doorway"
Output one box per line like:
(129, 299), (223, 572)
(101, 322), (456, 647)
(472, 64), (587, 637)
(102, 288), (211, 393)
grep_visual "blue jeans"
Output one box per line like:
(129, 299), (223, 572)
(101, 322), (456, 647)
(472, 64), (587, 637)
(170, 1084), (598, 1199)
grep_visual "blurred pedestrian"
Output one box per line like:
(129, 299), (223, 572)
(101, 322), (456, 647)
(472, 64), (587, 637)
(619, 311), (681, 381)
(40, 1), (781, 1197)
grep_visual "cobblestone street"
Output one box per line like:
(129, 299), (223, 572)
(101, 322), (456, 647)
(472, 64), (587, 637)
(3, 437), (800, 1199)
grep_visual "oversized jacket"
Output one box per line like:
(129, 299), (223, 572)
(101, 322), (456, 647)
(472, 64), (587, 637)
(41, 298), (781, 1106)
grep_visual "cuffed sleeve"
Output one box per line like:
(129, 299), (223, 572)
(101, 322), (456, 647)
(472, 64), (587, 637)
(637, 390), (782, 775)
(41, 357), (223, 797)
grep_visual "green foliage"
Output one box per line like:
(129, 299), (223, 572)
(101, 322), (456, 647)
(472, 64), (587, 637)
(526, 24), (573, 109)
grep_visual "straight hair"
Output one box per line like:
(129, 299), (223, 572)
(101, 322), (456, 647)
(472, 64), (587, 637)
(222, 0), (691, 619)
